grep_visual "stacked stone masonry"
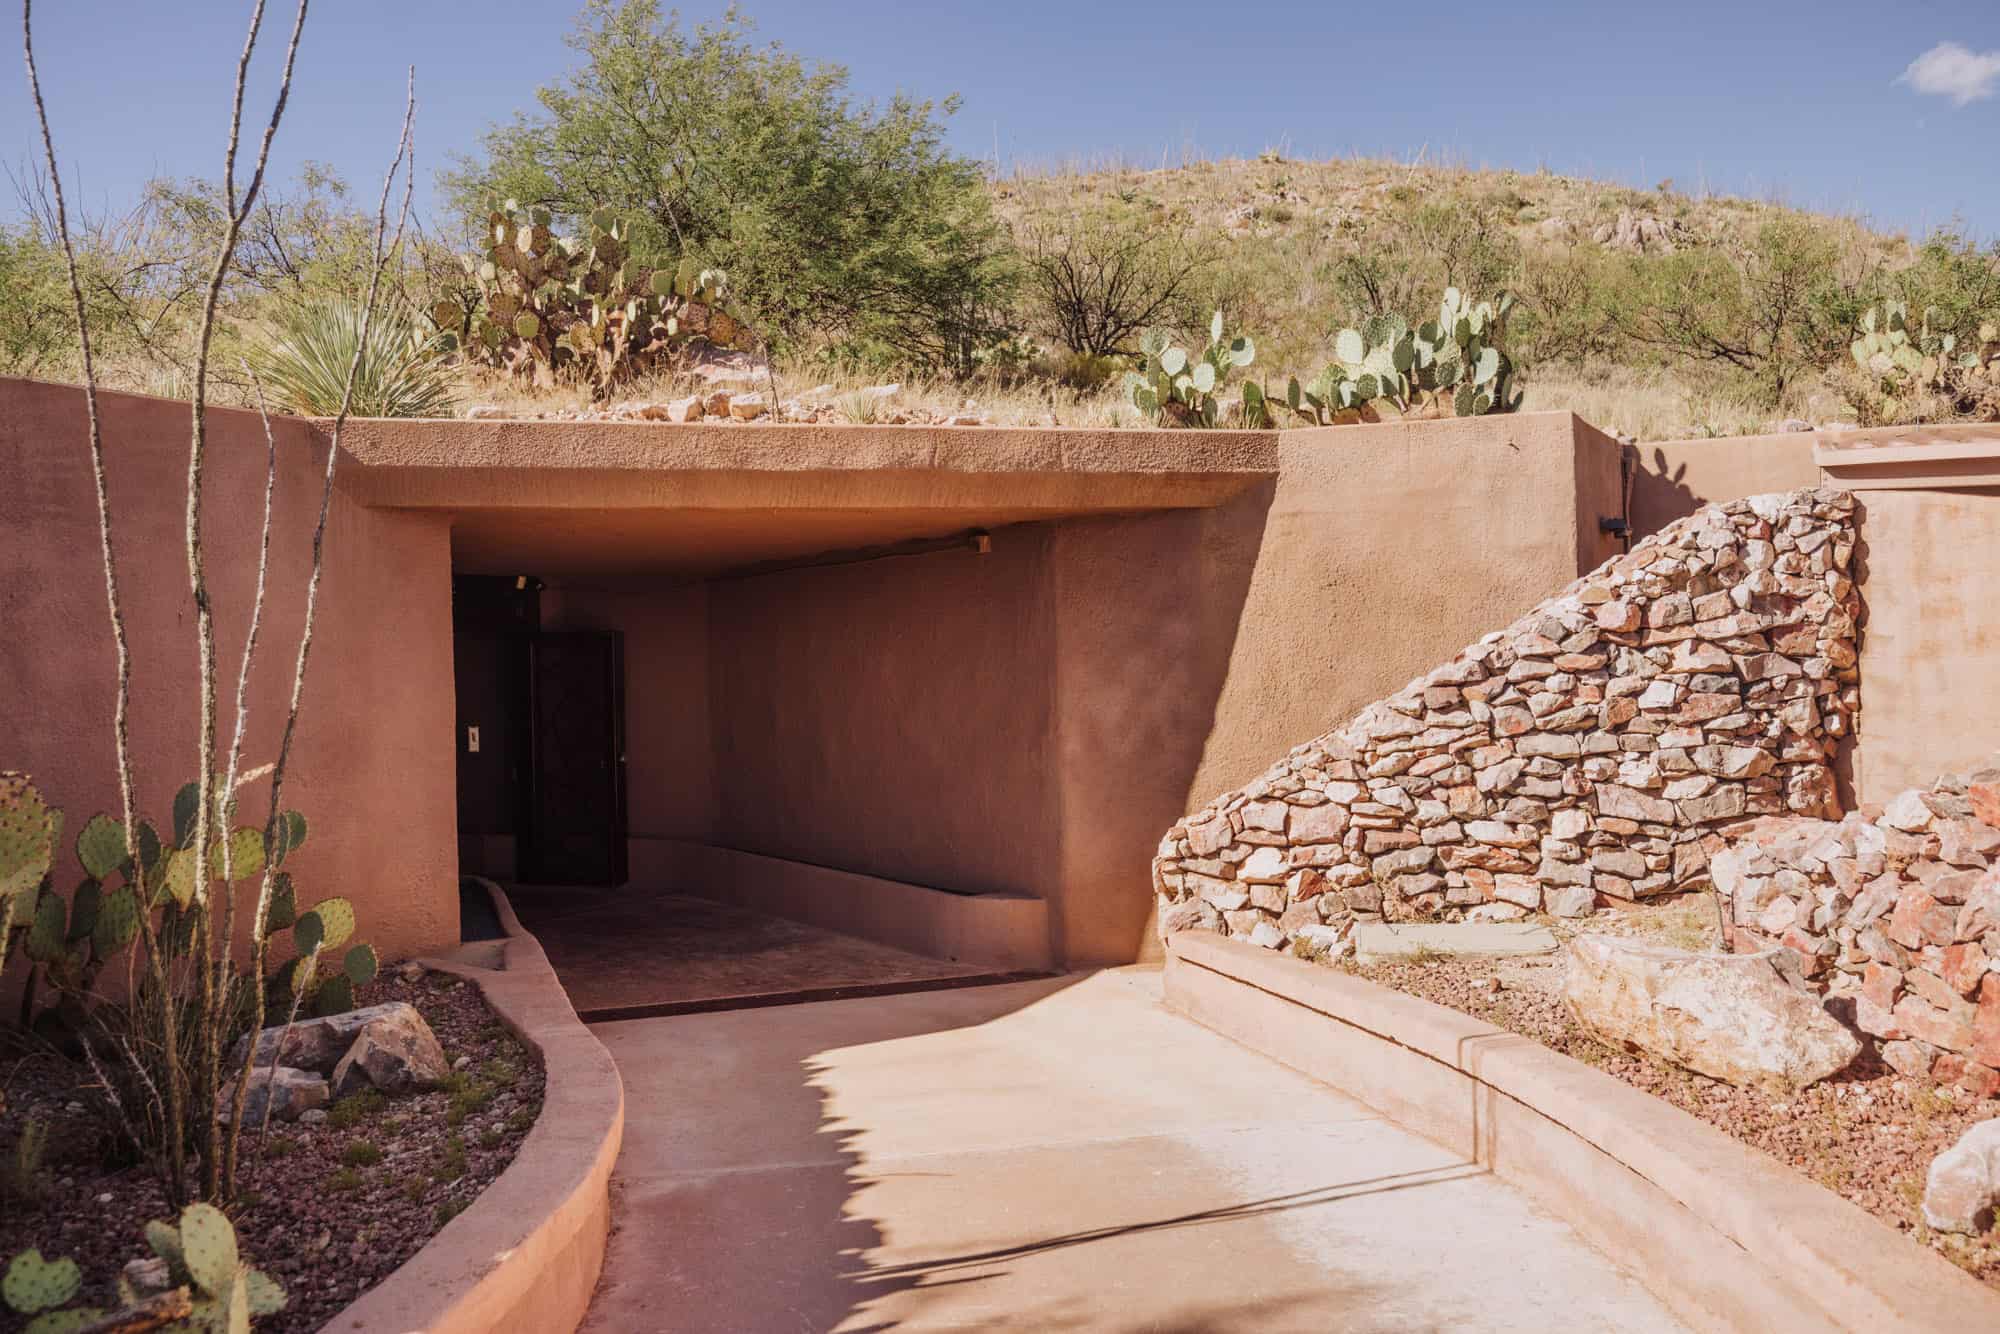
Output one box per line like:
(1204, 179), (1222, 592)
(1153, 487), (1861, 952)
(1716, 759), (2000, 1097)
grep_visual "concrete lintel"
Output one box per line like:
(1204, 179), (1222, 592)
(334, 417), (1281, 513)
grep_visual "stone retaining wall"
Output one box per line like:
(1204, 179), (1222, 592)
(1715, 762), (2000, 1096)
(1153, 487), (1862, 951)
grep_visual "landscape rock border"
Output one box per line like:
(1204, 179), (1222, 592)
(1164, 931), (2000, 1332)
(328, 878), (623, 1334)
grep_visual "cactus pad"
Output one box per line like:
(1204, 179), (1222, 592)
(245, 1267), (287, 1316)
(3, 1249), (81, 1315)
(293, 909), (324, 957)
(313, 973), (355, 1017)
(75, 813), (129, 881)
(311, 896), (356, 951)
(208, 827), (266, 883)
(345, 941), (380, 987)
(160, 847), (199, 909)
(172, 780), (202, 849)
(266, 872), (298, 932)
(92, 885), (140, 958)
(176, 1203), (239, 1297)
(0, 773), (57, 902)
(143, 1219), (185, 1277)
(283, 810), (308, 860)
(24, 891), (66, 964)
(64, 879), (100, 943)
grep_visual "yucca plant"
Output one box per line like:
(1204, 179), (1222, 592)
(252, 297), (455, 418)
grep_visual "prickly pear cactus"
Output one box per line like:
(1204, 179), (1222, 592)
(1124, 311), (1260, 428)
(3, 1249), (81, 1315)
(292, 909), (324, 958)
(74, 813), (128, 882)
(344, 941), (379, 988)
(91, 885), (140, 958)
(208, 827), (266, 884)
(143, 1219), (185, 1277)
(1284, 288), (1523, 426)
(139, 1207), (286, 1328)
(310, 897), (356, 953)
(0, 772), (57, 903)
(441, 199), (748, 399)
(1847, 303), (2000, 424)
(271, 810), (308, 867)
(64, 879), (100, 943)
(176, 1204), (238, 1298)
(24, 891), (66, 965)
(266, 872), (298, 932)
(312, 973), (355, 1018)
(160, 846), (199, 910)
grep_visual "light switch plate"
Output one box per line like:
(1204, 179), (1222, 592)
(467, 725), (481, 754)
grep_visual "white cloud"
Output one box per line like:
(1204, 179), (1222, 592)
(1899, 41), (2000, 106)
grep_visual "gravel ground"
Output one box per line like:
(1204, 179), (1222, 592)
(1336, 904), (2000, 1288)
(0, 969), (544, 1333)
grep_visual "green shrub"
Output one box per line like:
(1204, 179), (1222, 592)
(326, 1088), (385, 1130)
(443, 1), (1009, 358)
(340, 1140), (383, 1168)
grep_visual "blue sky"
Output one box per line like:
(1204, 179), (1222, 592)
(3, 0), (1998, 239)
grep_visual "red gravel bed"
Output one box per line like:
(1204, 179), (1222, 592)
(1339, 950), (2000, 1287)
(0, 970), (544, 1333)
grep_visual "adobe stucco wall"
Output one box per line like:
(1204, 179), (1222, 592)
(1849, 488), (2000, 801)
(1628, 433), (1822, 541)
(0, 378), (459, 967)
(695, 413), (1624, 966)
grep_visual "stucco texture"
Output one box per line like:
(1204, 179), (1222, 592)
(0, 378), (459, 968)
(1850, 488), (2000, 801)
(1628, 432), (1823, 541)
(692, 412), (1624, 966)
(6, 384), (1633, 976)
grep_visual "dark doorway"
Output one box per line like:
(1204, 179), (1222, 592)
(520, 631), (628, 885)
(452, 577), (628, 886)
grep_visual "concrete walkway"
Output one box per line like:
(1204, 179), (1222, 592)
(582, 967), (1681, 1332)
(503, 887), (996, 1018)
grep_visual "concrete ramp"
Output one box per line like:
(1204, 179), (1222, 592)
(584, 968), (1682, 1332)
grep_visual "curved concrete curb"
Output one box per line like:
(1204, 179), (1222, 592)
(333, 878), (624, 1334)
(1165, 932), (2000, 1334)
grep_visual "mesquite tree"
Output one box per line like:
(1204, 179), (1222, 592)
(12, 0), (416, 1207)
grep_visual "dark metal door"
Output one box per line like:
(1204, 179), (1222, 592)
(519, 631), (627, 885)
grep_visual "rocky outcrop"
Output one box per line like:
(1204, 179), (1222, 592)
(1715, 755), (2000, 1095)
(1154, 488), (1860, 954)
(1561, 935), (1860, 1089)
(1924, 1118), (2000, 1233)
